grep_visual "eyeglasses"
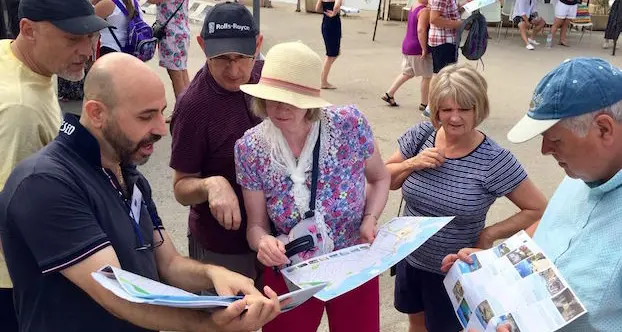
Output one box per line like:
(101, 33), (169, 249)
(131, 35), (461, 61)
(129, 200), (165, 252)
(209, 55), (254, 68)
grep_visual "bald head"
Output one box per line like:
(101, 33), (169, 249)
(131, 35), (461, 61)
(84, 53), (164, 110)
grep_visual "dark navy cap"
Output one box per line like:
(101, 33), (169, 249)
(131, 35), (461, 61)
(200, 1), (258, 58)
(19, 0), (111, 35)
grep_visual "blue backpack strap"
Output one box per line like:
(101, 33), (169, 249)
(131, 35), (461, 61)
(111, 0), (130, 16)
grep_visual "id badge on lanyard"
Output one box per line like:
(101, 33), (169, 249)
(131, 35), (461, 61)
(130, 184), (143, 225)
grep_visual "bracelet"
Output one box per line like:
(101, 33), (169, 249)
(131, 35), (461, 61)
(363, 213), (378, 221)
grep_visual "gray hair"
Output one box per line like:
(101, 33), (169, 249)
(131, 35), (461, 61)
(560, 99), (622, 137)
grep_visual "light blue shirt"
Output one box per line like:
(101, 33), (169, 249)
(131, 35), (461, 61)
(534, 170), (622, 331)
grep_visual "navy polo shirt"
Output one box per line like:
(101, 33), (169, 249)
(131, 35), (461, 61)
(0, 114), (163, 332)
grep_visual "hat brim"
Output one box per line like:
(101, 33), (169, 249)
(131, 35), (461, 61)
(507, 115), (560, 143)
(204, 37), (256, 58)
(51, 15), (111, 35)
(241, 83), (332, 110)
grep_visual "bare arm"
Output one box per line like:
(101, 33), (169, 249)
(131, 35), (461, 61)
(363, 143), (391, 220)
(332, 0), (342, 13)
(172, 171), (210, 206)
(477, 178), (547, 248)
(154, 230), (261, 296)
(430, 9), (462, 29)
(61, 247), (229, 332)
(417, 8), (431, 55)
(244, 189), (289, 267)
(94, 0), (115, 18)
(173, 171), (242, 230)
(244, 190), (272, 252)
(315, 0), (322, 12)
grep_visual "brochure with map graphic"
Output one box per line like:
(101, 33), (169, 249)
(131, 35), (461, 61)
(280, 216), (453, 301)
(92, 265), (326, 312)
(443, 231), (587, 332)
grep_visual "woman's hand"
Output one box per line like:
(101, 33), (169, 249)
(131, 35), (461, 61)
(408, 147), (445, 170)
(257, 235), (290, 267)
(360, 215), (378, 244)
(440, 247), (481, 273)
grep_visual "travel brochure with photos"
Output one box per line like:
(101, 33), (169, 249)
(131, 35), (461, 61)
(443, 231), (587, 332)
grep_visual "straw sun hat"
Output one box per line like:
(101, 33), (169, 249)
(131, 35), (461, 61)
(240, 41), (332, 109)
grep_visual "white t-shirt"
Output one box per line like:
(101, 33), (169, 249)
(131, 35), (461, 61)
(512, 0), (536, 18)
(99, 2), (131, 51)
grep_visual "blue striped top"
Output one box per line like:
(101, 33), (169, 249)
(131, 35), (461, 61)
(399, 122), (527, 274)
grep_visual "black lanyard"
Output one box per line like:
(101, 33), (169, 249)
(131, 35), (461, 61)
(304, 123), (322, 219)
(101, 168), (148, 248)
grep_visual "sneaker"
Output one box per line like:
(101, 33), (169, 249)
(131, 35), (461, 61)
(528, 38), (540, 45)
(422, 105), (431, 118)
(526, 44), (535, 50)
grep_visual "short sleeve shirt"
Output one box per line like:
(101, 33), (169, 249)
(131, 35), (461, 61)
(234, 105), (375, 250)
(0, 114), (162, 332)
(513, 0), (536, 18)
(399, 122), (527, 273)
(534, 172), (622, 331)
(169, 61), (263, 254)
(428, 0), (460, 46)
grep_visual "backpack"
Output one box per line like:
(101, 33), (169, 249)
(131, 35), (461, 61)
(109, 0), (158, 62)
(455, 10), (488, 66)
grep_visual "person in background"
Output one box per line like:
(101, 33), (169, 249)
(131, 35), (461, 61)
(428, 0), (461, 75)
(444, 57), (622, 332)
(157, 0), (189, 122)
(0, 52), (281, 332)
(512, 0), (545, 50)
(235, 41), (390, 332)
(381, 0), (433, 112)
(170, 2), (266, 284)
(385, 63), (546, 332)
(550, 0), (579, 47)
(0, 0), (19, 39)
(315, 0), (341, 89)
(0, 0), (109, 330)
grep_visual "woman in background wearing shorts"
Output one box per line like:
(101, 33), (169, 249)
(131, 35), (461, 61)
(550, 0), (580, 46)
(382, 0), (433, 113)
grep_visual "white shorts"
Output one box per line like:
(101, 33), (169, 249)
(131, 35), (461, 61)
(555, 2), (578, 19)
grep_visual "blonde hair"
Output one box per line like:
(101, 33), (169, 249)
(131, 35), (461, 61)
(428, 64), (490, 128)
(251, 98), (322, 122)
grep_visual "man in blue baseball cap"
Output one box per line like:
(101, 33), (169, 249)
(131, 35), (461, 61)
(442, 57), (622, 331)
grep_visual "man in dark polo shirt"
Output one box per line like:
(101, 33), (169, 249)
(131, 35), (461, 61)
(0, 53), (280, 332)
(170, 2), (265, 282)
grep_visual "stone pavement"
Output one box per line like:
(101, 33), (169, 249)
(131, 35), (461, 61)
(61, 3), (622, 331)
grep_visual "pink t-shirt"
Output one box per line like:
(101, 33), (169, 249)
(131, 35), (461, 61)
(234, 105), (375, 250)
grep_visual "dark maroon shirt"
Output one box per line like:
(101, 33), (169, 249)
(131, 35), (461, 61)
(169, 61), (263, 254)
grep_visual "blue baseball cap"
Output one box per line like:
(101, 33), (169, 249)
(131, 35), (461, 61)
(507, 57), (622, 143)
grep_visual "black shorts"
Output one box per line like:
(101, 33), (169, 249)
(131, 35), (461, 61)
(430, 43), (458, 74)
(394, 260), (462, 332)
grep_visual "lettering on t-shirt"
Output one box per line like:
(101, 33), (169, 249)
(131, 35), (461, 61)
(59, 120), (76, 136)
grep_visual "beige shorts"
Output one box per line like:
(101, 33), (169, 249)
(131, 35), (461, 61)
(402, 54), (434, 78)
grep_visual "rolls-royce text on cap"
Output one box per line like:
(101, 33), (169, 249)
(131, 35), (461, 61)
(200, 1), (258, 58)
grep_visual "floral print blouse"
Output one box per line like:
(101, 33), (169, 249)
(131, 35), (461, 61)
(235, 105), (375, 250)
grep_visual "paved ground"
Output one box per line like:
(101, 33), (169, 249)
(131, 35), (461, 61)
(63, 4), (622, 331)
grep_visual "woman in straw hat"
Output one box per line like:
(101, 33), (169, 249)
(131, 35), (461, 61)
(234, 41), (390, 332)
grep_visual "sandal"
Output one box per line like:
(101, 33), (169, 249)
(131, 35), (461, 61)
(559, 41), (570, 47)
(419, 103), (427, 112)
(381, 93), (399, 107)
